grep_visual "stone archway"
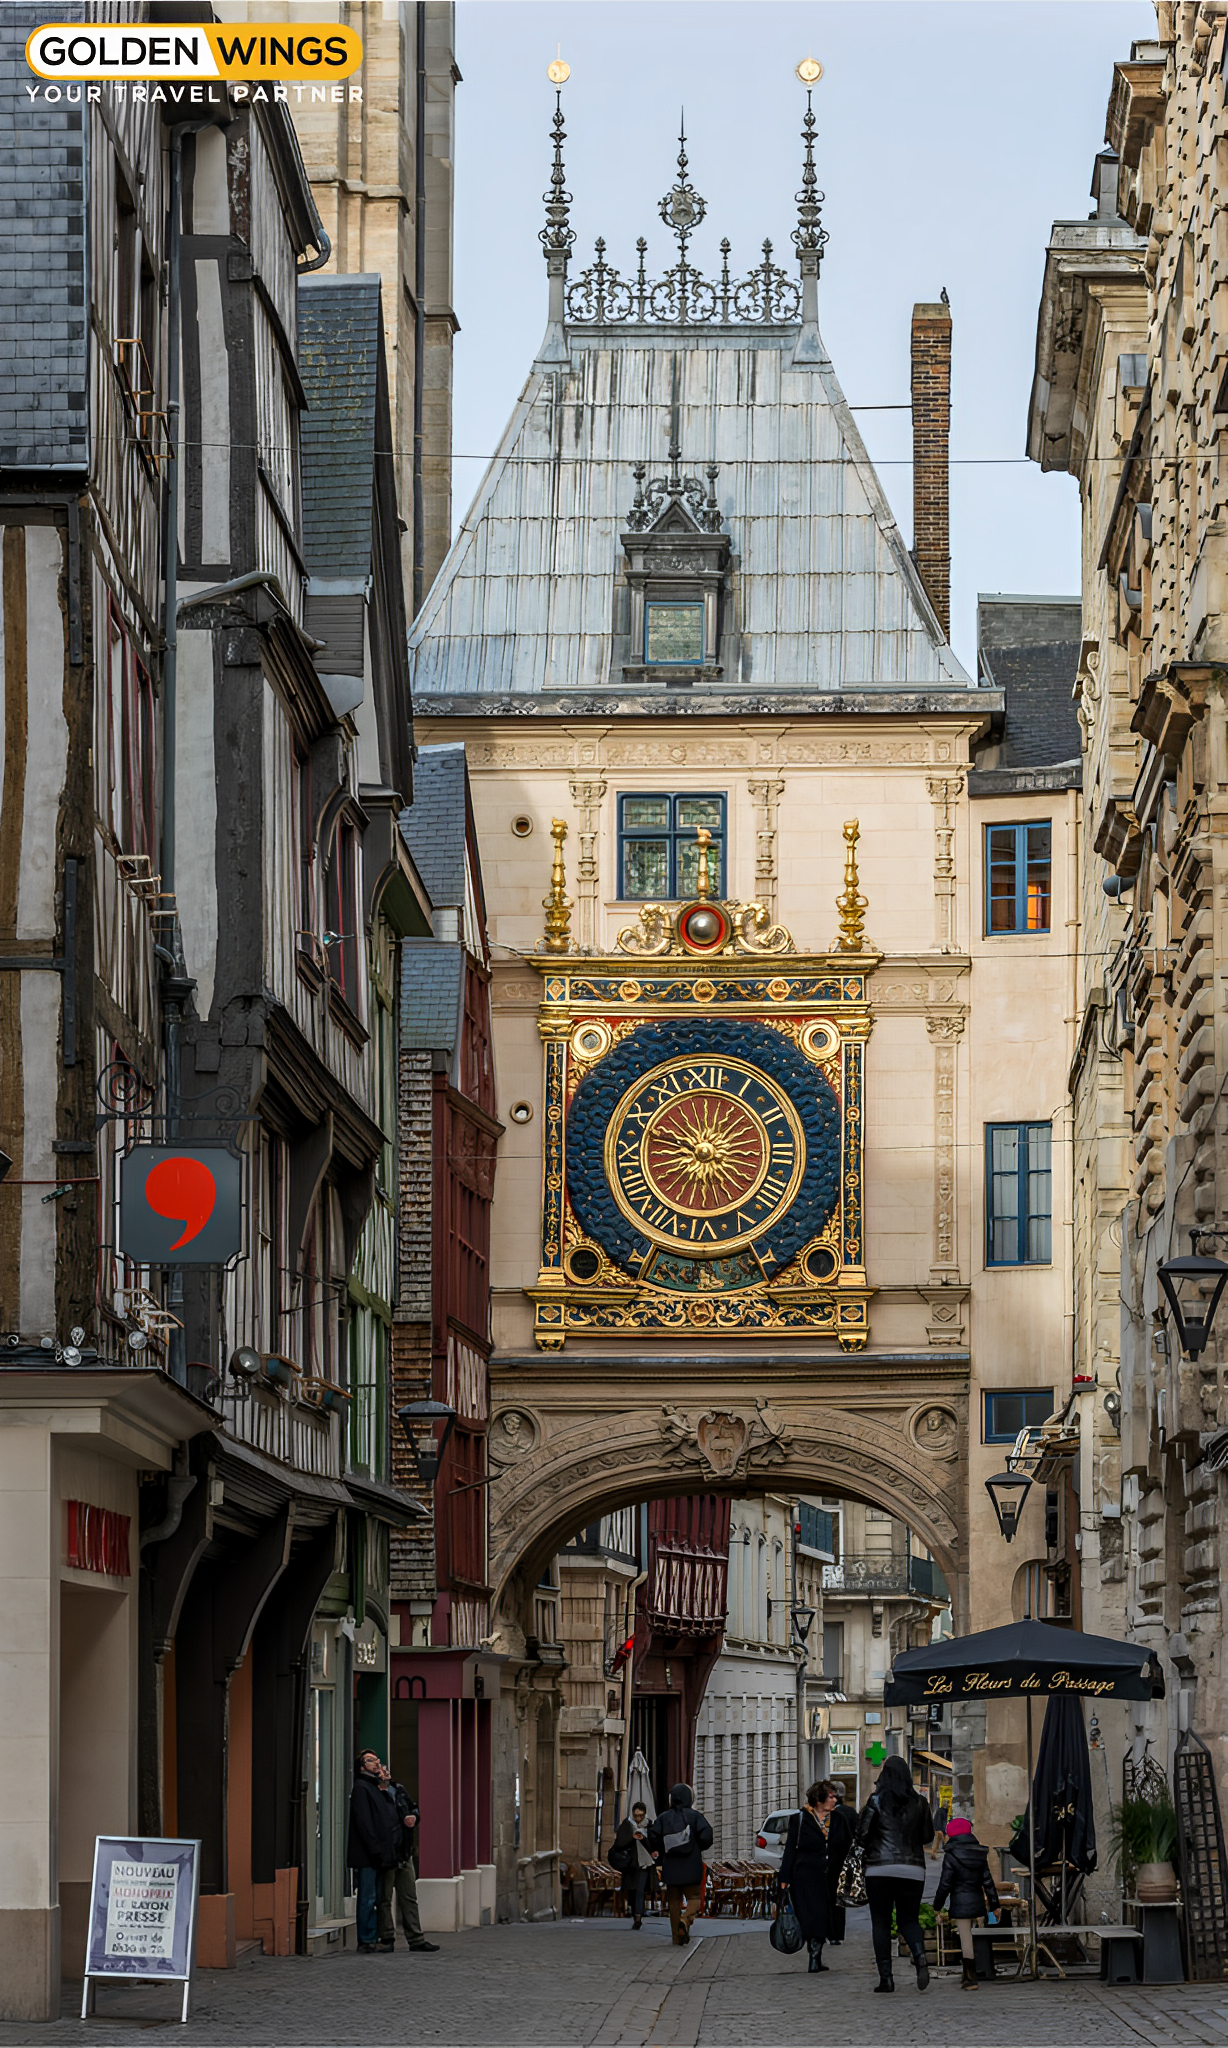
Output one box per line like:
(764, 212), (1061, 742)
(487, 1356), (969, 1641)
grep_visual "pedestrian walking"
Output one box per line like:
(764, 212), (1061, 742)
(824, 1779), (856, 1945)
(347, 1751), (400, 1952)
(608, 1801), (656, 1928)
(932, 1816), (1000, 1989)
(376, 1764), (440, 1954)
(778, 1780), (839, 1973)
(647, 1783), (713, 1945)
(855, 1754), (935, 1994)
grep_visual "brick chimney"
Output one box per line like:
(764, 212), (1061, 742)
(911, 299), (952, 640)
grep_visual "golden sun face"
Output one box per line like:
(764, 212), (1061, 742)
(644, 1097), (766, 1211)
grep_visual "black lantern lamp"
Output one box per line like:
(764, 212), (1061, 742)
(1157, 1246), (1228, 1359)
(397, 1399), (457, 1486)
(984, 1469), (1033, 1544)
(791, 1604), (816, 1648)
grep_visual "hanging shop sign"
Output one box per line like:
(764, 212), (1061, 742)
(82, 1837), (200, 2021)
(118, 1145), (243, 1265)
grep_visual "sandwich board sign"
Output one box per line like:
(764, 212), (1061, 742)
(82, 1836), (200, 2021)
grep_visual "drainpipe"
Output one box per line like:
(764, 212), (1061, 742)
(412, 0), (427, 617)
(161, 121), (213, 1383)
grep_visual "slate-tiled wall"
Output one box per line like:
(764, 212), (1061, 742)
(0, 8), (88, 470)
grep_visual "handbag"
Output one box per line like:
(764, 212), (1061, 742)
(769, 1892), (804, 1954)
(837, 1845), (868, 1909)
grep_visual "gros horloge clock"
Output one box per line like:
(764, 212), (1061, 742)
(567, 1017), (842, 1294)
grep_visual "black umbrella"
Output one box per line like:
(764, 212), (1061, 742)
(883, 1618), (1164, 1706)
(1009, 1693), (1096, 1873)
(885, 1621), (1161, 1974)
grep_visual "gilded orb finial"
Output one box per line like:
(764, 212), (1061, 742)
(541, 818), (573, 953)
(834, 819), (870, 951)
(694, 826), (713, 901)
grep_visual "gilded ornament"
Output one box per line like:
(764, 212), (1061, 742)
(540, 819), (573, 954)
(834, 819), (871, 951)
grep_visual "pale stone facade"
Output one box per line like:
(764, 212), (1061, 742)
(1030, 5), (1228, 1853)
(411, 100), (1086, 1911)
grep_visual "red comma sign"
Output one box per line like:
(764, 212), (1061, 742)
(143, 1154), (217, 1250)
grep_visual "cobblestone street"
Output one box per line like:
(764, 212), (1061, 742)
(4, 1911), (1227, 2048)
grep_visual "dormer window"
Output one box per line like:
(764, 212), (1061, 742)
(618, 441), (732, 686)
(645, 600), (705, 666)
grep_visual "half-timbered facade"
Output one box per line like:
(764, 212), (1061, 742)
(0, 53), (432, 2010)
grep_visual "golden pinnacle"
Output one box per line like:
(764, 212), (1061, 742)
(834, 819), (870, 952)
(694, 826), (713, 902)
(541, 818), (573, 953)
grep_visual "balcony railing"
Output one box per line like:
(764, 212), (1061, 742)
(819, 1554), (948, 1599)
(822, 1554), (910, 1595)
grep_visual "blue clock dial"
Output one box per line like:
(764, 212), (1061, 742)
(566, 1017), (841, 1287)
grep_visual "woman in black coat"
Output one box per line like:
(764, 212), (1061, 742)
(933, 1818), (1000, 1989)
(855, 1754), (935, 1994)
(779, 1780), (839, 1973)
(608, 1801), (656, 1928)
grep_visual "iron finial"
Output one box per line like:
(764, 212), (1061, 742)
(792, 87), (829, 273)
(539, 78), (575, 274)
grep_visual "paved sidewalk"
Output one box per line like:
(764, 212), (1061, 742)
(3, 1908), (1227, 2046)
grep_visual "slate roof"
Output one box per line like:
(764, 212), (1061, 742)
(297, 274), (382, 580)
(398, 745), (468, 913)
(976, 595), (1082, 770)
(399, 941), (464, 1053)
(410, 330), (973, 702)
(0, 5), (88, 471)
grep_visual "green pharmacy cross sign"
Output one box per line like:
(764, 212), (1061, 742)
(864, 1741), (887, 1765)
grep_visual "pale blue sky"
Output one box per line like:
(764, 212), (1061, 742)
(450, 1), (1152, 672)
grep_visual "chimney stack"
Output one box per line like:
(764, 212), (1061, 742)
(911, 299), (952, 641)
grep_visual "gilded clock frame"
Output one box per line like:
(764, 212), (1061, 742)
(527, 943), (878, 1352)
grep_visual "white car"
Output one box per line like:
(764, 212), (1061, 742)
(753, 1810), (795, 1868)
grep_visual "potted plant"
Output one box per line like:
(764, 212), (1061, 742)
(1109, 1789), (1179, 1903)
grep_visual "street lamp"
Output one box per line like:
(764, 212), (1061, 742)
(984, 1469), (1033, 1544)
(397, 1399), (457, 1486)
(790, 1604), (816, 1649)
(1156, 1246), (1228, 1359)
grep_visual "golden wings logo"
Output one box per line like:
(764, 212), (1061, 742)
(26, 22), (363, 81)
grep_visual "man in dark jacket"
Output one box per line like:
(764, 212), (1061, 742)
(348, 1751), (400, 1951)
(933, 1817), (1000, 1989)
(376, 1764), (440, 1953)
(646, 1783), (713, 1945)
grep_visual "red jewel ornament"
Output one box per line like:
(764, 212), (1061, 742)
(678, 901), (729, 952)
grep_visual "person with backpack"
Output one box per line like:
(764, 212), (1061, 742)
(855, 1755), (935, 1993)
(646, 1783), (713, 1945)
(932, 1816), (1000, 1989)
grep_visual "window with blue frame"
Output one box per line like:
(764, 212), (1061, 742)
(984, 1388), (1055, 1443)
(985, 821), (1051, 933)
(986, 1122), (1052, 1265)
(618, 793), (726, 899)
